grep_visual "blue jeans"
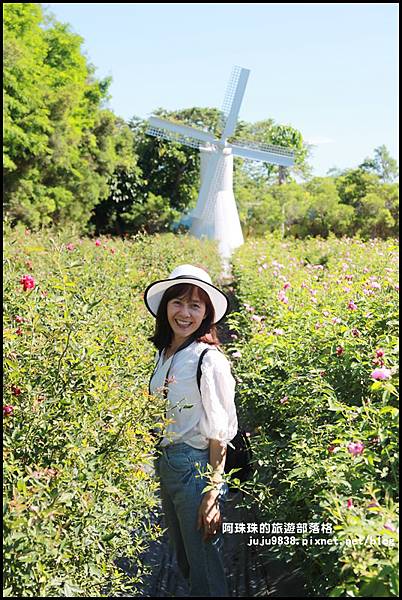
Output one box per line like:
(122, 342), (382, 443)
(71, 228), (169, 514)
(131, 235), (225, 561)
(154, 442), (229, 597)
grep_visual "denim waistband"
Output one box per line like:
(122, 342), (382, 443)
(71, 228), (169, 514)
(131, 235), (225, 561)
(159, 442), (208, 455)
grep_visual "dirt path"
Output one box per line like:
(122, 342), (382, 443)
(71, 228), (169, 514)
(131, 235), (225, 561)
(117, 488), (305, 597)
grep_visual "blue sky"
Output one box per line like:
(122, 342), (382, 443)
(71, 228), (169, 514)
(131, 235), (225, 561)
(44, 3), (398, 177)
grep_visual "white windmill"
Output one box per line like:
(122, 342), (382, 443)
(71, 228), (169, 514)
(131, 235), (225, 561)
(146, 66), (295, 261)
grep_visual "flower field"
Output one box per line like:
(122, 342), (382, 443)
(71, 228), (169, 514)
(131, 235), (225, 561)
(3, 224), (223, 597)
(226, 234), (399, 596)
(3, 224), (399, 597)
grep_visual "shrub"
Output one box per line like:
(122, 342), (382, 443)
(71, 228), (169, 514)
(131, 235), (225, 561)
(226, 234), (399, 597)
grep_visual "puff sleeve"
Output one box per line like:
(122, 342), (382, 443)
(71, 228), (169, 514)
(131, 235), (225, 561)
(198, 350), (238, 445)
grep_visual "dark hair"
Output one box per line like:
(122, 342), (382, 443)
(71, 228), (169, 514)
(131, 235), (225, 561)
(147, 283), (221, 351)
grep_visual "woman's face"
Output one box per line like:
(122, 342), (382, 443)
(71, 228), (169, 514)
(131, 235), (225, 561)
(167, 287), (207, 345)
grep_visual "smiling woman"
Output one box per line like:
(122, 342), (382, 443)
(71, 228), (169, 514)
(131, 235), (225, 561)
(144, 264), (238, 597)
(165, 288), (209, 358)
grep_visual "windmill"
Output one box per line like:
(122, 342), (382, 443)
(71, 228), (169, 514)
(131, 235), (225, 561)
(146, 66), (295, 260)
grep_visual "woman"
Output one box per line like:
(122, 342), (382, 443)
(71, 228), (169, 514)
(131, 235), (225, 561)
(144, 263), (238, 597)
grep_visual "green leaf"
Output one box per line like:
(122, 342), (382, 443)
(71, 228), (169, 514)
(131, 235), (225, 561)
(64, 582), (85, 596)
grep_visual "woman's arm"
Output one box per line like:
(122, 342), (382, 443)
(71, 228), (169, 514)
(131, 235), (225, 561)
(209, 438), (227, 484)
(197, 439), (227, 542)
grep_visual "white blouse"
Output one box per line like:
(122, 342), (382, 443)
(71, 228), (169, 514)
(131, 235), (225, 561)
(149, 340), (238, 450)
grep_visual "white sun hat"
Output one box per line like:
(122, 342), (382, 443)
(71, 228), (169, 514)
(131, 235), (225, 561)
(144, 264), (230, 324)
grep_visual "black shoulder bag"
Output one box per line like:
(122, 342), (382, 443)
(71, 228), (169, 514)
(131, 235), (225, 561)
(196, 348), (253, 490)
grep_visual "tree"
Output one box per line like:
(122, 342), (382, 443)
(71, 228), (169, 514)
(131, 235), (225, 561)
(92, 109), (209, 234)
(334, 168), (380, 209)
(359, 145), (399, 183)
(303, 177), (355, 237)
(233, 169), (281, 237)
(130, 109), (212, 213)
(358, 192), (396, 238)
(3, 3), (133, 229)
(270, 182), (311, 237)
(237, 119), (311, 184)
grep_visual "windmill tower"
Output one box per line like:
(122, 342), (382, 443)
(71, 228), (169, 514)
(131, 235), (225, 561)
(146, 66), (295, 261)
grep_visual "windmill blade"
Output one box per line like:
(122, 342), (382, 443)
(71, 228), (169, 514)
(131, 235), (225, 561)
(191, 150), (225, 221)
(147, 125), (205, 150)
(230, 139), (295, 167)
(220, 66), (250, 140)
(147, 116), (217, 145)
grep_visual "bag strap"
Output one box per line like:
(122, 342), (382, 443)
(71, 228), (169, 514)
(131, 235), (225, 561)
(197, 346), (229, 392)
(196, 348), (210, 393)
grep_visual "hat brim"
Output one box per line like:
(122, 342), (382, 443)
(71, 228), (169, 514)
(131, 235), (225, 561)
(144, 276), (230, 324)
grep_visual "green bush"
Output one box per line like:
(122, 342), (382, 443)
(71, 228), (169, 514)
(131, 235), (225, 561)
(226, 234), (399, 597)
(3, 224), (223, 597)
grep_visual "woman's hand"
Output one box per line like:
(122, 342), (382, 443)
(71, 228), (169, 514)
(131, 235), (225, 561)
(197, 489), (222, 542)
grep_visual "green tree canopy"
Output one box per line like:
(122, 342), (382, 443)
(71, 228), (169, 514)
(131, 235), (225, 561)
(3, 3), (134, 229)
(359, 145), (399, 183)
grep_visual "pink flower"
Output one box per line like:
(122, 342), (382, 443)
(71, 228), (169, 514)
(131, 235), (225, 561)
(345, 274), (353, 281)
(347, 441), (365, 456)
(328, 444), (339, 454)
(66, 243), (75, 251)
(347, 499), (354, 509)
(371, 367), (392, 380)
(11, 386), (21, 396)
(375, 349), (385, 358)
(332, 317), (342, 324)
(3, 405), (14, 416)
(20, 274), (35, 291)
(15, 328), (23, 336)
(347, 300), (357, 310)
(14, 316), (25, 323)
(384, 521), (397, 532)
(278, 291), (289, 304)
(336, 346), (345, 356)
(95, 239), (102, 246)
(279, 396), (288, 404)
(251, 315), (264, 322)
(283, 282), (291, 290)
(351, 328), (361, 337)
(273, 328), (285, 335)
(370, 281), (381, 289)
